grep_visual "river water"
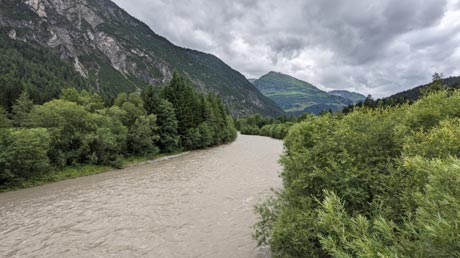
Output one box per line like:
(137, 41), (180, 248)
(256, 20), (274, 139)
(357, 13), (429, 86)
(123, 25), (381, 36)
(0, 134), (283, 258)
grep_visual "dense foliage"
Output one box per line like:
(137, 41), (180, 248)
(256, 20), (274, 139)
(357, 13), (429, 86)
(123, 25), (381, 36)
(255, 90), (460, 257)
(0, 72), (236, 188)
(236, 114), (296, 139)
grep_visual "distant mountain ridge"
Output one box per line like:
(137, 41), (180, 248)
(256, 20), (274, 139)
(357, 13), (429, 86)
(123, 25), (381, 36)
(328, 90), (366, 104)
(340, 75), (460, 114)
(0, 0), (284, 117)
(384, 76), (460, 103)
(253, 71), (364, 115)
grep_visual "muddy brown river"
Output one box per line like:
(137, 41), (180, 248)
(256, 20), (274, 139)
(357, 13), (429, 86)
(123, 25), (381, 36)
(0, 134), (283, 258)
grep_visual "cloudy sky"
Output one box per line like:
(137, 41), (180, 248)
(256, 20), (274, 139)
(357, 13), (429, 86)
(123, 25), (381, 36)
(113, 0), (460, 97)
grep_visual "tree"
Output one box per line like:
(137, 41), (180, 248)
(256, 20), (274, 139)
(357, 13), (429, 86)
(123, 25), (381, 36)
(432, 72), (443, 82)
(30, 99), (96, 167)
(198, 122), (214, 148)
(421, 72), (448, 95)
(2, 128), (51, 179)
(114, 92), (146, 126)
(0, 107), (12, 128)
(60, 88), (80, 103)
(127, 115), (159, 155)
(12, 91), (34, 127)
(61, 88), (106, 112)
(142, 86), (162, 115)
(363, 94), (375, 108)
(199, 94), (212, 122)
(82, 112), (128, 166)
(155, 99), (179, 152)
(162, 71), (201, 136)
(182, 128), (201, 150)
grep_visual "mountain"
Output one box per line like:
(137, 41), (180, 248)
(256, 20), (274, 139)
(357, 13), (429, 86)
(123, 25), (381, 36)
(341, 76), (460, 113)
(253, 71), (352, 115)
(328, 90), (366, 104)
(384, 76), (460, 103)
(0, 0), (284, 117)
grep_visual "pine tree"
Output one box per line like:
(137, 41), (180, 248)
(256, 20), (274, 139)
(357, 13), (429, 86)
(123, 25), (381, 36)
(162, 71), (201, 137)
(0, 107), (12, 128)
(142, 86), (162, 115)
(155, 99), (180, 153)
(12, 91), (34, 127)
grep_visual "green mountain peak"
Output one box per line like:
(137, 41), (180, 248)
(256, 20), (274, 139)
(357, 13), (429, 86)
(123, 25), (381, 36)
(253, 71), (353, 115)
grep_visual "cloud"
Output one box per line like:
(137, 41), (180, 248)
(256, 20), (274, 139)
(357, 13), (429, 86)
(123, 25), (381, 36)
(112, 0), (460, 97)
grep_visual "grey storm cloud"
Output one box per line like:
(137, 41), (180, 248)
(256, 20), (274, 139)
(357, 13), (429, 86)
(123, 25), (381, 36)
(113, 0), (460, 97)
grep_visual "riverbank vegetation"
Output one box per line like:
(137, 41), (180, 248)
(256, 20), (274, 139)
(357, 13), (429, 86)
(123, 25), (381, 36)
(0, 72), (236, 191)
(236, 114), (296, 139)
(254, 89), (460, 257)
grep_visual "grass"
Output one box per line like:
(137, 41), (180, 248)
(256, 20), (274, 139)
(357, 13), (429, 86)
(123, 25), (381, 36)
(0, 151), (185, 193)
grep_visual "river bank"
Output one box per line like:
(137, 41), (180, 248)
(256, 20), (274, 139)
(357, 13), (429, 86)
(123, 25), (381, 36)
(0, 151), (189, 193)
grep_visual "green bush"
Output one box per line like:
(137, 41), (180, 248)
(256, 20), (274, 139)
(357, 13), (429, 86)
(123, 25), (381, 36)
(30, 99), (96, 166)
(255, 90), (460, 258)
(127, 115), (159, 155)
(404, 118), (460, 159)
(0, 128), (51, 181)
(317, 158), (460, 258)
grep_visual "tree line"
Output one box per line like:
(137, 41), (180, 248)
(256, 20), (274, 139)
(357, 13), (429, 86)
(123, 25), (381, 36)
(0, 72), (236, 188)
(236, 114), (298, 139)
(253, 88), (460, 257)
(342, 73), (460, 113)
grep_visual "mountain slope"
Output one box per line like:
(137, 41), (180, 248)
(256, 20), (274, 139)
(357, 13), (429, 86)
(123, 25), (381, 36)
(328, 90), (366, 104)
(253, 72), (352, 115)
(0, 0), (284, 117)
(384, 76), (460, 103)
(0, 30), (90, 110)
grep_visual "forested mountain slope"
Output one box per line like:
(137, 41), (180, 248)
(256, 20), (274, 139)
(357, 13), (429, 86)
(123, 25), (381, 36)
(0, 0), (284, 117)
(384, 75), (460, 103)
(253, 72), (355, 115)
(328, 90), (366, 104)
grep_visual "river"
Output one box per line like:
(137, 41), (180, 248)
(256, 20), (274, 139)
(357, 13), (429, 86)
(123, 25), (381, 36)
(0, 134), (283, 258)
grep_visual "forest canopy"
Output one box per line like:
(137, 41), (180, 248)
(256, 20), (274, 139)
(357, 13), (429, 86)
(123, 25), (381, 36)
(0, 72), (237, 189)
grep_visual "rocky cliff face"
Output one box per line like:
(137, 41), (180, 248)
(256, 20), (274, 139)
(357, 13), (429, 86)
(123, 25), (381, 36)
(0, 0), (284, 117)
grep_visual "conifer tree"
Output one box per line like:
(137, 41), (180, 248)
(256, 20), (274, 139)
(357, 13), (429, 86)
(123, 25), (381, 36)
(12, 91), (34, 127)
(162, 71), (201, 136)
(0, 107), (12, 128)
(142, 86), (162, 115)
(155, 99), (180, 152)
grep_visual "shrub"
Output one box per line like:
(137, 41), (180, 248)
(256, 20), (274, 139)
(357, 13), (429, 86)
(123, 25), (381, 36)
(1, 128), (51, 180)
(255, 91), (460, 258)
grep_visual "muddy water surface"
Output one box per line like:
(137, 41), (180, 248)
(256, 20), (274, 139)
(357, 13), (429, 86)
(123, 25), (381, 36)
(0, 134), (283, 258)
